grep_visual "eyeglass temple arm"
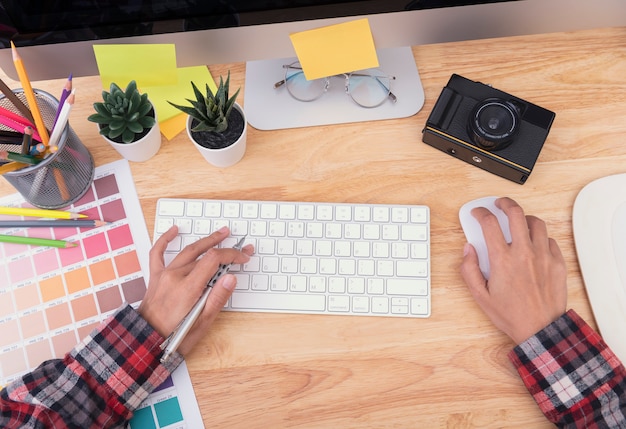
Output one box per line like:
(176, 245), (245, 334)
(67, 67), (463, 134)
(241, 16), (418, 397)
(274, 64), (305, 88)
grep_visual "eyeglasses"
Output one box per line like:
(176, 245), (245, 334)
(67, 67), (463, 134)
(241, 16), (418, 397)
(273, 62), (397, 108)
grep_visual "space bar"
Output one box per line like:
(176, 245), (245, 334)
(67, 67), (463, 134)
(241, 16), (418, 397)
(230, 292), (326, 312)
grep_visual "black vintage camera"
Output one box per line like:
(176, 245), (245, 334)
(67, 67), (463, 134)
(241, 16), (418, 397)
(422, 74), (556, 184)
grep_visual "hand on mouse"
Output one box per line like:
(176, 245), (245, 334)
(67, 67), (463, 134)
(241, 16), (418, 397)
(460, 197), (568, 344)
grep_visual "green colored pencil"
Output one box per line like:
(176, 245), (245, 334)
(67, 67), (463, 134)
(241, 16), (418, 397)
(0, 234), (77, 248)
(0, 150), (42, 165)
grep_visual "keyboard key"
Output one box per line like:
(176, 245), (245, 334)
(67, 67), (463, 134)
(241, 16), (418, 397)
(231, 292), (325, 311)
(186, 201), (203, 217)
(387, 279), (428, 296)
(328, 295), (350, 312)
(352, 296), (369, 313)
(397, 261), (428, 277)
(158, 200), (184, 216)
(260, 203), (277, 219)
(411, 297), (429, 315)
(372, 297), (389, 313)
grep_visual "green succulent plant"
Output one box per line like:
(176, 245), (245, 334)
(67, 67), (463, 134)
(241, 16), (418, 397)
(88, 80), (156, 144)
(168, 72), (240, 133)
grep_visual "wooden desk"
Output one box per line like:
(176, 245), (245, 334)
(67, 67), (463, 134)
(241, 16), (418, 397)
(2, 27), (626, 428)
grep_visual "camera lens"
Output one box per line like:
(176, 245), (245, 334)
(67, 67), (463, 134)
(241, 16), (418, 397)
(468, 98), (520, 150)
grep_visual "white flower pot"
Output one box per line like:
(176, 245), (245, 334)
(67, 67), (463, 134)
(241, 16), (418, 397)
(186, 103), (247, 168)
(105, 122), (161, 162)
(101, 107), (161, 163)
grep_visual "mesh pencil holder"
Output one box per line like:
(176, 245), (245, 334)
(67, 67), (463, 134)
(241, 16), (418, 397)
(1, 89), (94, 209)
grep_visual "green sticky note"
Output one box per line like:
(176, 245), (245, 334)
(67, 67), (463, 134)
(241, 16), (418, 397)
(289, 18), (379, 81)
(93, 44), (178, 89)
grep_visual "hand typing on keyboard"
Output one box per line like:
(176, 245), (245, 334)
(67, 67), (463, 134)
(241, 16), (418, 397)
(155, 199), (431, 318)
(139, 225), (254, 356)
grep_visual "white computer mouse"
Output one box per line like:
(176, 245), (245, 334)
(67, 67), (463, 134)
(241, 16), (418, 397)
(459, 196), (512, 279)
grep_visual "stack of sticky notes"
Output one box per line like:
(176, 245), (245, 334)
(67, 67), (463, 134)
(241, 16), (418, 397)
(93, 44), (217, 140)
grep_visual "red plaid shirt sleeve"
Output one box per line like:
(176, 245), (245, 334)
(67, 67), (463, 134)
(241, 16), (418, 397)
(509, 309), (626, 428)
(0, 304), (183, 429)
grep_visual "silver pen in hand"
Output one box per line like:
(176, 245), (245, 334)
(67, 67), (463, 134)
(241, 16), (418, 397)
(160, 235), (247, 363)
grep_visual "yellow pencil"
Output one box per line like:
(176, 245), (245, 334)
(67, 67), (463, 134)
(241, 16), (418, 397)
(0, 205), (86, 219)
(0, 161), (28, 174)
(11, 41), (50, 147)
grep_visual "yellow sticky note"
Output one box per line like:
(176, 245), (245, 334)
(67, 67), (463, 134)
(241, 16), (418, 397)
(143, 66), (217, 140)
(289, 18), (379, 81)
(93, 44), (178, 89)
(159, 113), (188, 141)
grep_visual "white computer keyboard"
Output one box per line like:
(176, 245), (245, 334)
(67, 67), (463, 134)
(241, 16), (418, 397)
(154, 198), (431, 318)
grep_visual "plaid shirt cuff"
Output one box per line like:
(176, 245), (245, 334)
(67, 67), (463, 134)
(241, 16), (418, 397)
(2, 304), (183, 428)
(509, 309), (626, 427)
(69, 304), (184, 412)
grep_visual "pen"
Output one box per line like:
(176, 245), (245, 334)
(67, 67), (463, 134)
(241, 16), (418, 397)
(0, 234), (77, 248)
(160, 235), (247, 363)
(0, 206), (87, 219)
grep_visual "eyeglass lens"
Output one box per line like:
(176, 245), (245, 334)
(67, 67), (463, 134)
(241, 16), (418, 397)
(347, 70), (392, 108)
(284, 64), (327, 102)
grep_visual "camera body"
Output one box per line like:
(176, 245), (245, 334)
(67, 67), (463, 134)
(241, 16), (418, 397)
(422, 74), (555, 184)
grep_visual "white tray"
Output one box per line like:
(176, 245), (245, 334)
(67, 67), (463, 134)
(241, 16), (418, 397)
(244, 46), (425, 130)
(573, 173), (626, 362)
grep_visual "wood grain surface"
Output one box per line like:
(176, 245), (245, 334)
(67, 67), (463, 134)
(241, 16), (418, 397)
(1, 26), (625, 428)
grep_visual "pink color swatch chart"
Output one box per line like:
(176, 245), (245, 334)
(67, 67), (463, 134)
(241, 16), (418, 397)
(0, 159), (204, 428)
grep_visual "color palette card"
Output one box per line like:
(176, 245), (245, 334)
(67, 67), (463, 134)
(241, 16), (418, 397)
(0, 159), (204, 428)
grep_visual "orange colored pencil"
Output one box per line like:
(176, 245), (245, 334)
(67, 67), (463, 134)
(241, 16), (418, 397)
(11, 42), (50, 147)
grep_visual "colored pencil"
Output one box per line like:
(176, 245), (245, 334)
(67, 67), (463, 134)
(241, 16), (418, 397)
(0, 77), (35, 124)
(0, 109), (42, 141)
(0, 234), (76, 248)
(0, 206), (86, 219)
(48, 90), (74, 148)
(0, 161), (28, 174)
(53, 168), (70, 200)
(0, 129), (24, 139)
(11, 41), (50, 146)
(53, 74), (72, 128)
(0, 105), (35, 128)
(0, 219), (108, 228)
(0, 150), (41, 165)
(21, 126), (32, 155)
(46, 90), (73, 200)
(0, 135), (24, 145)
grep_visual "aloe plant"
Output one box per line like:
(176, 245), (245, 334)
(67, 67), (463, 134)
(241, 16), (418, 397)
(88, 80), (156, 144)
(168, 72), (240, 133)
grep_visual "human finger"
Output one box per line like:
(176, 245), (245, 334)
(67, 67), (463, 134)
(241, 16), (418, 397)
(149, 225), (178, 277)
(460, 243), (490, 303)
(168, 226), (230, 269)
(495, 197), (530, 244)
(472, 206), (508, 252)
(188, 244), (253, 293)
(526, 215), (550, 251)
